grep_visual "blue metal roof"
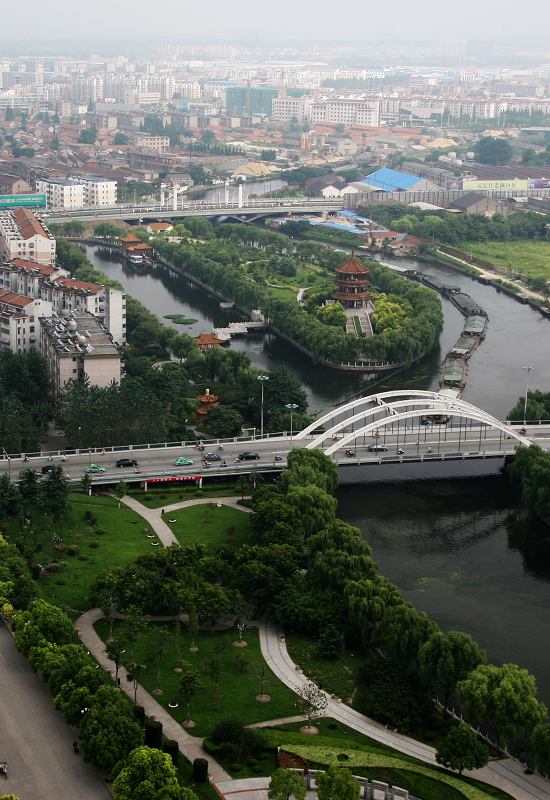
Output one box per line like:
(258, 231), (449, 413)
(362, 167), (421, 192)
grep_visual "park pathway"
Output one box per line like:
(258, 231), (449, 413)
(75, 609), (230, 782)
(0, 621), (110, 800)
(119, 495), (251, 547)
(259, 620), (550, 800)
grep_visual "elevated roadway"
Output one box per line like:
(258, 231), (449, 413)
(41, 197), (343, 224)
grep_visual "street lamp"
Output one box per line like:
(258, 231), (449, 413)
(78, 426), (82, 452)
(522, 365), (535, 425)
(257, 375), (269, 438)
(285, 403), (298, 450)
(2, 448), (10, 478)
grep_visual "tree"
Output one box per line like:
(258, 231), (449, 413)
(419, 630), (485, 708)
(531, 723), (550, 776)
(126, 661), (146, 704)
(0, 475), (21, 519)
(457, 663), (547, 747)
(171, 333), (197, 363)
(475, 136), (513, 165)
(287, 485), (337, 540)
(316, 767), (359, 800)
(80, 687), (144, 771)
(436, 723), (489, 775)
(38, 466), (69, 523)
(115, 480), (128, 509)
(18, 467), (38, 508)
(114, 132), (129, 145)
(113, 745), (197, 800)
(179, 661), (203, 724)
(79, 125), (97, 144)
(120, 606), (145, 661)
(295, 680), (328, 729)
(80, 473), (92, 496)
(268, 768), (306, 800)
(94, 223), (124, 240)
(201, 406), (244, 438)
(145, 627), (170, 694)
(106, 636), (125, 686)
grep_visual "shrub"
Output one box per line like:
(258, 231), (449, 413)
(144, 718), (163, 749)
(193, 757), (209, 782)
(133, 705), (146, 725)
(194, 489), (204, 498)
(83, 510), (96, 525)
(358, 657), (435, 733)
(78, 554), (90, 561)
(317, 625), (345, 659)
(66, 545), (80, 556)
(94, 528), (106, 536)
(230, 763), (242, 773)
(212, 719), (267, 761)
(88, 541), (99, 549)
(163, 739), (179, 766)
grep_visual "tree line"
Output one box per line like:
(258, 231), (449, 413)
(358, 203), (550, 246)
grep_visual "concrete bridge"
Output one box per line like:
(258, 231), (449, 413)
(41, 197), (343, 224)
(2, 392), (548, 488)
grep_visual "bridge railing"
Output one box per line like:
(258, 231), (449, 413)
(1, 430), (292, 462)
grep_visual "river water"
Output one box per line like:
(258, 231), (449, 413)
(82, 227), (550, 705)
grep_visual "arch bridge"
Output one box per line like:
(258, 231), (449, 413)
(296, 390), (532, 459)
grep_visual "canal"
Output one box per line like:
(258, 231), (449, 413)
(82, 238), (550, 704)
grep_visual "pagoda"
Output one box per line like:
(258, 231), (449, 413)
(196, 387), (220, 422)
(332, 251), (371, 309)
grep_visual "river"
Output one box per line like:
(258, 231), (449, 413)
(82, 233), (550, 705)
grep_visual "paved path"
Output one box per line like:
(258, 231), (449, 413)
(120, 495), (252, 547)
(0, 621), (109, 800)
(259, 620), (550, 800)
(75, 609), (230, 782)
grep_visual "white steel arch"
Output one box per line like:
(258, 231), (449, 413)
(322, 408), (532, 456)
(296, 390), (498, 440)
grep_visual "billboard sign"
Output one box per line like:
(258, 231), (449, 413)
(462, 179), (528, 193)
(0, 193), (47, 209)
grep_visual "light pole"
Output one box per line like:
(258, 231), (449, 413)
(257, 375), (269, 438)
(2, 448), (10, 478)
(522, 365), (535, 425)
(78, 426), (82, 452)
(285, 403), (298, 450)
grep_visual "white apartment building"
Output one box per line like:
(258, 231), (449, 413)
(0, 259), (126, 345)
(0, 209), (56, 266)
(309, 98), (380, 127)
(36, 178), (84, 210)
(271, 95), (311, 123)
(36, 176), (117, 209)
(0, 291), (52, 353)
(40, 312), (121, 393)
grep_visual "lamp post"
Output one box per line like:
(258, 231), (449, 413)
(2, 448), (10, 478)
(78, 426), (82, 452)
(257, 375), (269, 439)
(285, 403), (298, 450)
(522, 365), (535, 425)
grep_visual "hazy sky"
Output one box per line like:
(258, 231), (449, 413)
(1, 0), (549, 46)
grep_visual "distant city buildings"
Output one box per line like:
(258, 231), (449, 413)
(35, 176), (117, 209)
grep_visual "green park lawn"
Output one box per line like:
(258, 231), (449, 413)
(163, 504), (252, 549)
(286, 633), (361, 705)
(3, 493), (159, 612)
(96, 620), (298, 738)
(464, 240), (550, 281)
(127, 482), (243, 509)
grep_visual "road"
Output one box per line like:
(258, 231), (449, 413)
(259, 620), (550, 800)
(0, 622), (109, 800)
(1, 424), (548, 485)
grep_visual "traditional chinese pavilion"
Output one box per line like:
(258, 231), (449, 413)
(332, 251), (371, 309)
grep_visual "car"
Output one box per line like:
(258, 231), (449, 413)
(85, 464), (106, 473)
(116, 458), (137, 468)
(204, 452), (222, 462)
(237, 452), (261, 461)
(41, 464), (54, 474)
(368, 444), (388, 453)
(174, 457), (193, 466)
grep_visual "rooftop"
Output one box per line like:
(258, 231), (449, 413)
(362, 167), (422, 192)
(335, 252), (370, 275)
(9, 258), (58, 276)
(0, 290), (33, 309)
(51, 276), (102, 295)
(0, 208), (53, 241)
(40, 311), (119, 357)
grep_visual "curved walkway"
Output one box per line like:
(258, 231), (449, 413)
(75, 609), (230, 783)
(259, 620), (549, 800)
(120, 495), (251, 547)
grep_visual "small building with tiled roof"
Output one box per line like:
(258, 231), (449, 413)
(195, 332), (225, 350)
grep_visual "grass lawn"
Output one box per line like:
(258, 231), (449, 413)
(95, 620), (299, 738)
(3, 494), (159, 612)
(127, 483), (243, 509)
(464, 240), (550, 281)
(163, 504), (252, 549)
(286, 633), (362, 704)
(263, 722), (513, 800)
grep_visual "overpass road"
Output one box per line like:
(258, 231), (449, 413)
(2, 424), (548, 486)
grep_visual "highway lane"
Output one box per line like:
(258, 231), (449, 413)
(1, 425), (548, 483)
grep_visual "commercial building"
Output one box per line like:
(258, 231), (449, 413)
(271, 95), (311, 123)
(226, 86), (278, 116)
(0, 291), (52, 353)
(0, 209), (56, 265)
(130, 132), (170, 152)
(40, 312), (122, 393)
